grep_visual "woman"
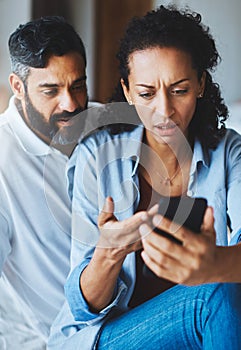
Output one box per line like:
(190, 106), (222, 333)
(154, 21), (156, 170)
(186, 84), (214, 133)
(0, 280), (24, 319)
(48, 5), (241, 350)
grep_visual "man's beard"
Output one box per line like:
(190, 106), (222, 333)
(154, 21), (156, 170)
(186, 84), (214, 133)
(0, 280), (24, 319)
(23, 92), (88, 145)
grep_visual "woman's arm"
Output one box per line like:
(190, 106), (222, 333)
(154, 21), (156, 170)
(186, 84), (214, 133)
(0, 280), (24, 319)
(66, 129), (148, 320)
(80, 197), (145, 312)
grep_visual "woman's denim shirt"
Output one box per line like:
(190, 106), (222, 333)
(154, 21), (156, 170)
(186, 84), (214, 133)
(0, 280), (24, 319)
(48, 125), (241, 350)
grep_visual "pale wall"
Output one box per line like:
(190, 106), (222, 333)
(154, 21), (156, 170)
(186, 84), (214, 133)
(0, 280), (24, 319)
(154, 0), (241, 106)
(0, 0), (31, 111)
(0, 1), (240, 109)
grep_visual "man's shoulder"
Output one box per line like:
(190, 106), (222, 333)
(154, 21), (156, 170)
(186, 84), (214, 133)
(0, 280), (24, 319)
(0, 111), (10, 127)
(0, 112), (15, 141)
(0, 110), (25, 169)
(0, 99), (18, 134)
(0, 125), (17, 172)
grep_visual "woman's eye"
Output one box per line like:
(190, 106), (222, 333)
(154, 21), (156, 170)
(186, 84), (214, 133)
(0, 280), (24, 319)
(139, 91), (155, 99)
(172, 89), (188, 95)
(72, 81), (87, 91)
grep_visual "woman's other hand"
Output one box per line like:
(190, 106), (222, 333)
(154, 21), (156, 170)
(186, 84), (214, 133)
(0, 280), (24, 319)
(139, 206), (224, 285)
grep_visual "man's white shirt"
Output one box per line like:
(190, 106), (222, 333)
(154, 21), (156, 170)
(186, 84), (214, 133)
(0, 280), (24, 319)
(0, 97), (72, 348)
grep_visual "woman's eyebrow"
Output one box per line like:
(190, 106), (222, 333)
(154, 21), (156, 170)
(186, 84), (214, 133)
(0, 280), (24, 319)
(135, 79), (190, 89)
(170, 78), (190, 86)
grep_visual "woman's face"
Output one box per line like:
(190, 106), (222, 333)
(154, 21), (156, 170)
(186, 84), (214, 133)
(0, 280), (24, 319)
(121, 47), (205, 147)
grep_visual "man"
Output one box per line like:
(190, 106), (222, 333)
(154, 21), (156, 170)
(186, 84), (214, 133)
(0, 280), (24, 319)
(0, 16), (88, 348)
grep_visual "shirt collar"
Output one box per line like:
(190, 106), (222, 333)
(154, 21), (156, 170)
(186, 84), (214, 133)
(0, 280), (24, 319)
(120, 124), (210, 176)
(190, 138), (210, 174)
(6, 96), (64, 157)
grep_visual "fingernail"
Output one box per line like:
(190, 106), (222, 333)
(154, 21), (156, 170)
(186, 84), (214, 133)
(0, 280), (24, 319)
(152, 204), (159, 211)
(141, 250), (147, 261)
(141, 213), (148, 221)
(153, 214), (162, 226)
(139, 224), (148, 236)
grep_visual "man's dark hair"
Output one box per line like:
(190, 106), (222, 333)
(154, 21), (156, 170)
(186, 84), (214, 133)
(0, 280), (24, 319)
(111, 5), (228, 149)
(9, 16), (86, 83)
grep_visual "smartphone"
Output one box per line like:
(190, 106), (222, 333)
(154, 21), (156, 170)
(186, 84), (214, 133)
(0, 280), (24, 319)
(143, 195), (207, 277)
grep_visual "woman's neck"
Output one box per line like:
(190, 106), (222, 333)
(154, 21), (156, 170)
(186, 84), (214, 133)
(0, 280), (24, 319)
(140, 130), (193, 197)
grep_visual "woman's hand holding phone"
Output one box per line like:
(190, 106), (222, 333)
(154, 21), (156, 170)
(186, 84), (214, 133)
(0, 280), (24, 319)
(140, 196), (218, 285)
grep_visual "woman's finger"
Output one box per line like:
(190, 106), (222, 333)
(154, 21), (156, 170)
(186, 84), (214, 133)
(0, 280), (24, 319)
(98, 197), (115, 227)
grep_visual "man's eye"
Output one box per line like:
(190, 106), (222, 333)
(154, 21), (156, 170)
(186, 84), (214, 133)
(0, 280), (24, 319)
(42, 89), (57, 96)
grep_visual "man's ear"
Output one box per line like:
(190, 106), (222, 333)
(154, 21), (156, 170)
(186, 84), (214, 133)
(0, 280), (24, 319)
(120, 78), (131, 104)
(9, 73), (25, 99)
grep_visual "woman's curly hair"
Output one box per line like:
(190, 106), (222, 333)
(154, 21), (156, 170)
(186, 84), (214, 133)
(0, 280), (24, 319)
(110, 5), (228, 149)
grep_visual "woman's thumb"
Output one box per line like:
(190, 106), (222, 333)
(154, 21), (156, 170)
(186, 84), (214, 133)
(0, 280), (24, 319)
(201, 206), (216, 239)
(98, 197), (115, 227)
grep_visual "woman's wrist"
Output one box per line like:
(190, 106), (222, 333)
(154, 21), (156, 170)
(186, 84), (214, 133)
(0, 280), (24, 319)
(94, 246), (126, 269)
(214, 245), (241, 283)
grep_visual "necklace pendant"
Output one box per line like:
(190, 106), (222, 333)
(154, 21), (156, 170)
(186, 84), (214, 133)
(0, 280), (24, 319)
(163, 178), (171, 186)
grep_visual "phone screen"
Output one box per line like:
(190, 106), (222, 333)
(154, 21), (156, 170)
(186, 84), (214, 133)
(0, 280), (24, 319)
(157, 196), (207, 237)
(143, 196), (207, 277)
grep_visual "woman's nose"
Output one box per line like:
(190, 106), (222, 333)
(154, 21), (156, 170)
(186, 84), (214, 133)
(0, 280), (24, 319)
(59, 91), (78, 112)
(155, 92), (175, 119)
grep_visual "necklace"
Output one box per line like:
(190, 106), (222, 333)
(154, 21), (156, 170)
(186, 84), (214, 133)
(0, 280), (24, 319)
(155, 164), (181, 186)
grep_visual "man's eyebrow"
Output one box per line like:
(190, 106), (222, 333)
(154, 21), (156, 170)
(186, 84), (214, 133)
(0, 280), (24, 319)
(38, 75), (87, 88)
(38, 83), (59, 88)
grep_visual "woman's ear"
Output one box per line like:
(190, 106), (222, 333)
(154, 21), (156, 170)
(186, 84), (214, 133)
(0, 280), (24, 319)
(9, 73), (25, 99)
(198, 71), (206, 97)
(120, 78), (132, 104)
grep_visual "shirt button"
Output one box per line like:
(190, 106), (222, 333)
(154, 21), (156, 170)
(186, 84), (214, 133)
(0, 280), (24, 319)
(187, 190), (193, 196)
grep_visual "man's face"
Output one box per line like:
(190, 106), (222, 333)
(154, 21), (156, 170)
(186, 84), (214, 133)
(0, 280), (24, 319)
(20, 52), (88, 145)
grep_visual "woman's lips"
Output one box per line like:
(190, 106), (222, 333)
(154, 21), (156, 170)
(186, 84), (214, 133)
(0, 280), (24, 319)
(153, 122), (177, 136)
(155, 123), (176, 129)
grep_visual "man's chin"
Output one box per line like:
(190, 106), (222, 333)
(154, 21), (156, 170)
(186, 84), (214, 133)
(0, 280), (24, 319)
(51, 126), (82, 146)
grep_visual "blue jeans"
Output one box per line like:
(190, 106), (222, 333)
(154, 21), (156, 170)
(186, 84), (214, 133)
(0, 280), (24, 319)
(97, 283), (241, 349)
